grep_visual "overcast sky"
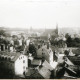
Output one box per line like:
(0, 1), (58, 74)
(0, 0), (80, 29)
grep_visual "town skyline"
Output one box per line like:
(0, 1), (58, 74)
(0, 0), (80, 29)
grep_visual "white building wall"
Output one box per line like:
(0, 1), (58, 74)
(26, 39), (30, 46)
(50, 51), (53, 63)
(10, 46), (14, 52)
(19, 39), (22, 46)
(14, 54), (28, 75)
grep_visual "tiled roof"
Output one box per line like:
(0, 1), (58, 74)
(38, 66), (51, 79)
(42, 60), (53, 70)
(0, 51), (21, 62)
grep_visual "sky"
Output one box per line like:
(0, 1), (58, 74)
(0, 0), (80, 29)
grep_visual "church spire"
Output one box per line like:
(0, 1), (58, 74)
(56, 23), (58, 37)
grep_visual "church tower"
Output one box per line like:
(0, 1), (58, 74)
(56, 23), (58, 37)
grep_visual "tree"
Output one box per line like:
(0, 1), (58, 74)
(29, 43), (36, 56)
(64, 50), (69, 56)
(66, 35), (73, 47)
(65, 33), (70, 39)
(0, 30), (6, 36)
(74, 37), (80, 43)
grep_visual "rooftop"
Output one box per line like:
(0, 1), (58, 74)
(0, 51), (21, 62)
(38, 66), (51, 79)
(42, 60), (53, 70)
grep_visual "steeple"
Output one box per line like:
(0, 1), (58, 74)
(56, 23), (58, 37)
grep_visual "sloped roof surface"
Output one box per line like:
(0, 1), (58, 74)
(42, 60), (53, 70)
(0, 51), (21, 62)
(38, 66), (51, 79)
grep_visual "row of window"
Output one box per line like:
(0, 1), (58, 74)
(19, 56), (24, 60)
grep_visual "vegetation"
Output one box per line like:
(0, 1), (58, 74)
(66, 34), (80, 47)
(50, 33), (80, 47)
(0, 30), (10, 45)
(29, 42), (37, 56)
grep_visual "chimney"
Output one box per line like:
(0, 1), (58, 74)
(1, 44), (5, 51)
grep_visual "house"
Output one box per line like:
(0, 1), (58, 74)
(37, 66), (51, 79)
(0, 51), (28, 76)
(36, 44), (53, 65)
(25, 65), (51, 79)
(62, 56), (80, 78)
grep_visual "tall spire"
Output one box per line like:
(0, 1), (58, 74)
(56, 23), (58, 36)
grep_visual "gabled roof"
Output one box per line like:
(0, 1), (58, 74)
(37, 45), (52, 58)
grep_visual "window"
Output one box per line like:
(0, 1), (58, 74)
(21, 57), (22, 59)
(23, 60), (25, 63)
(23, 66), (25, 69)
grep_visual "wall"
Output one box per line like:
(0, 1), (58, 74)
(14, 54), (28, 75)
